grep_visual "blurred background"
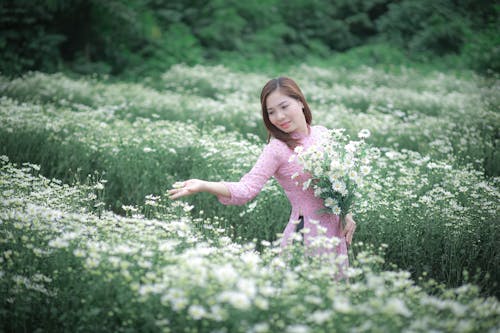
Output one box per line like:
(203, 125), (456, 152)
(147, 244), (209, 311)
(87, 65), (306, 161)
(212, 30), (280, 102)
(1, 0), (498, 78)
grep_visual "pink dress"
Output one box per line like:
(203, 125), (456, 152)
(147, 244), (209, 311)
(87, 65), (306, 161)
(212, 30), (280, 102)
(218, 125), (348, 263)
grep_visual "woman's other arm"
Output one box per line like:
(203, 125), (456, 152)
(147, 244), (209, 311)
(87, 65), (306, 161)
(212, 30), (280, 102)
(168, 179), (230, 200)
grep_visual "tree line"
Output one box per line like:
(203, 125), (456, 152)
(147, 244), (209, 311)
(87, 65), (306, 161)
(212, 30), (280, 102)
(0, 0), (498, 76)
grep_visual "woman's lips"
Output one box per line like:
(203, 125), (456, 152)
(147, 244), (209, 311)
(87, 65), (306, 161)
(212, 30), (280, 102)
(279, 121), (291, 129)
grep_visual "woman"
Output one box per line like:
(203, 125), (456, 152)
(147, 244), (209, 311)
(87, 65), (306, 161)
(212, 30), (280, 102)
(168, 77), (356, 264)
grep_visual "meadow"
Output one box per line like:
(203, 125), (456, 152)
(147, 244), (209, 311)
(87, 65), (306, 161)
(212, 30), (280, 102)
(1, 63), (499, 332)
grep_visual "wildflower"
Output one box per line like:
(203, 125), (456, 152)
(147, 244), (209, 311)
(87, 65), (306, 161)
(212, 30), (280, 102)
(286, 324), (310, 333)
(302, 179), (312, 190)
(188, 305), (207, 320)
(171, 297), (188, 311)
(240, 251), (261, 269)
(358, 128), (371, 139)
(237, 278), (257, 298)
(218, 291), (251, 310)
(254, 297), (269, 311)
(330, 159), (341, 171)
(331, 180), (346, 193)
(155, 318), (170, 327)
(324, 197), (336, 207)
(328, 172), (341, 182)
(212, 264), (238, 284)
(310, 310), (332, 324)
(252, 322), (270, 333)
(3, 250), (12, 259)
(313, 187), (323, 197)
(48, 238), (69, 248)
(346, 142), (357, 154)
(122, 205), (138, 212)
(384, 297), (412, 317)
(292, 233), (303, 242)
(317, 225), (327, 235)
(300, 227), (311, 234)
(351, 175), (362, 186)
(73, 249), (86, 257)
(84, 257), (100, 269)
(332, 206), (341, 215)
(294, 146), (304, 154)
(333, 296), (352, 313)
(360, 165), (371, 175)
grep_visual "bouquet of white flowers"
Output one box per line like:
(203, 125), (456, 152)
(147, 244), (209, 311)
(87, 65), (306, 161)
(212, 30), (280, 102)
(291, 128), (378, 226)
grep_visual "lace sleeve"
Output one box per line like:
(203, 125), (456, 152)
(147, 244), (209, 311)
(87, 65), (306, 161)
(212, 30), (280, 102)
(218, 139), (286, 206)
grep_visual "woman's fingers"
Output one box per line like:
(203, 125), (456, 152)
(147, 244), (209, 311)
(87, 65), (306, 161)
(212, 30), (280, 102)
(168, 188), (186, 200)
(172, 181), (186, 189)
(168, 180), (201, 199)
(342, 216), (356, 245)
(168, 181), (189, 199)
(346, 228), (354, 245)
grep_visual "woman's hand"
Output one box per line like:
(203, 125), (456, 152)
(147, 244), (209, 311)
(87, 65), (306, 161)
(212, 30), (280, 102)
(168, 179), (205, 200)
(342, 213), (357, 246)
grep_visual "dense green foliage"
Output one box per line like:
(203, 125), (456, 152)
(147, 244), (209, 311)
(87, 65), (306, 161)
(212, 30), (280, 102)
(1, 0), (498, 76)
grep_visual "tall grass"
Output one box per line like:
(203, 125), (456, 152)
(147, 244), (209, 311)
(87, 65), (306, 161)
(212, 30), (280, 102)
(1, 157), (499, 332)
(0, 64), (499, 296)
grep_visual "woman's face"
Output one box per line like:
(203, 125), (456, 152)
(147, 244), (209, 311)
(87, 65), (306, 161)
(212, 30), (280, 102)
(266, 90), (308, 135)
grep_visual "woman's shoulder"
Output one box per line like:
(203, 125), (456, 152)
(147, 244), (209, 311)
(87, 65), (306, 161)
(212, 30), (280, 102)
(311, 124), (329, 134)
(263, 136), (292, 157)
(253, 137), (289, 165)
(267, 136), (289, 151)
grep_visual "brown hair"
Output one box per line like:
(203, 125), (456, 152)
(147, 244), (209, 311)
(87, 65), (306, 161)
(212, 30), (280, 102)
(260, 77), (312, 149)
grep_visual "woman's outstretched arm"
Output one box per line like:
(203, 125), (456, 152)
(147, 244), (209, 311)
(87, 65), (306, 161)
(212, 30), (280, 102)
(167, 179), (230, 200)
(169, 138), (284, 205)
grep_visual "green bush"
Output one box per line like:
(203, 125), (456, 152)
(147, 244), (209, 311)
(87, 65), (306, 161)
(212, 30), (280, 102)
(376, 0), (467, 59)
(278, 0), (385, 53)
(0, 0), (66, 75)
(462, 24), (500, 75)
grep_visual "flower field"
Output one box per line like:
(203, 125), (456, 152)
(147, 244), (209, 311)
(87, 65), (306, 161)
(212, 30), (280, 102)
(1, 64), (499, 332)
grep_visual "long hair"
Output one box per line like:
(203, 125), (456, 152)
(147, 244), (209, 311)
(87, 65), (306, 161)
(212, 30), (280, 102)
(260, 77), (312, 149)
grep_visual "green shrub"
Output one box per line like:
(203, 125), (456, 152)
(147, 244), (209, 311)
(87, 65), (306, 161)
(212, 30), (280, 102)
(0, 0), (66, 75)
(376, 0), (467, 59)
(462, 25), (500, 75)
